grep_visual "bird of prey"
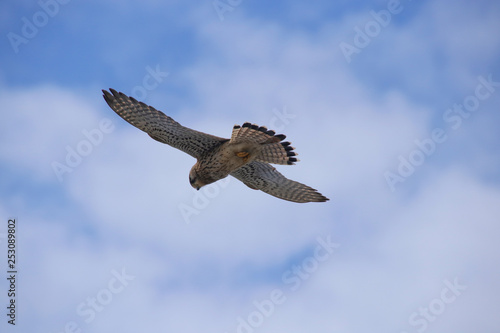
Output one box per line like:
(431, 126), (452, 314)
(102, 89), (329, 203)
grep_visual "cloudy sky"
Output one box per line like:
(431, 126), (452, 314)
(1, 0), (500, 332)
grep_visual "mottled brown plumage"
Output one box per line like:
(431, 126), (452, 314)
(103, 89), (329, 203)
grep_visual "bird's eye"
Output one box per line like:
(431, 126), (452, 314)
(189, 177), (195, 185)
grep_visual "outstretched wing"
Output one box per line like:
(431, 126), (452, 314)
(102, 89), (228, 159)
(231, 161), (329, 203)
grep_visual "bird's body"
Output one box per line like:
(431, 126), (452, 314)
(190, 142), (254, 186)
(102, 89), (329, 203)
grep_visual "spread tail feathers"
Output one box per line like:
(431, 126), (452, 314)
(230, 122), (299, 165)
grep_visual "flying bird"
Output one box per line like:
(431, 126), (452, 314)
(102, 89), (329, 203)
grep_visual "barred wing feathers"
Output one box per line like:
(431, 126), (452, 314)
(231, 161), (329, 203)
(102, 89), (227, 159)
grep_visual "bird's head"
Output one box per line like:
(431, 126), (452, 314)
(189, 166), (206, 191)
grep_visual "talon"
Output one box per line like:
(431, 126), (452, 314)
(236, 151), (250, 158)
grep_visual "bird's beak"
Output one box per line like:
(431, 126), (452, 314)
(196, 186), (200, 191)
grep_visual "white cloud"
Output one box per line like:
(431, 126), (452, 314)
(0, 85), (108, 182)
(1, 1), (500, 333)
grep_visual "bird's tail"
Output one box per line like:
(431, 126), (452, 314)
(230, 122), (299, 165)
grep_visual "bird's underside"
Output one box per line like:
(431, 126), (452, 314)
(102, 88), (329, 203)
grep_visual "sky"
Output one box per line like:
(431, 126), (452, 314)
(1, 0), (500, 332)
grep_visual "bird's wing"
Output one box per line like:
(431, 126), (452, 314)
(231, 161), (329, 203)
(102, 89), (228, 159)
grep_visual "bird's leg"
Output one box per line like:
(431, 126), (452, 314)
(236, 151), (250, 162)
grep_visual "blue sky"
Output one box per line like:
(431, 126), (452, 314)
(1, 0), (500, 332)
